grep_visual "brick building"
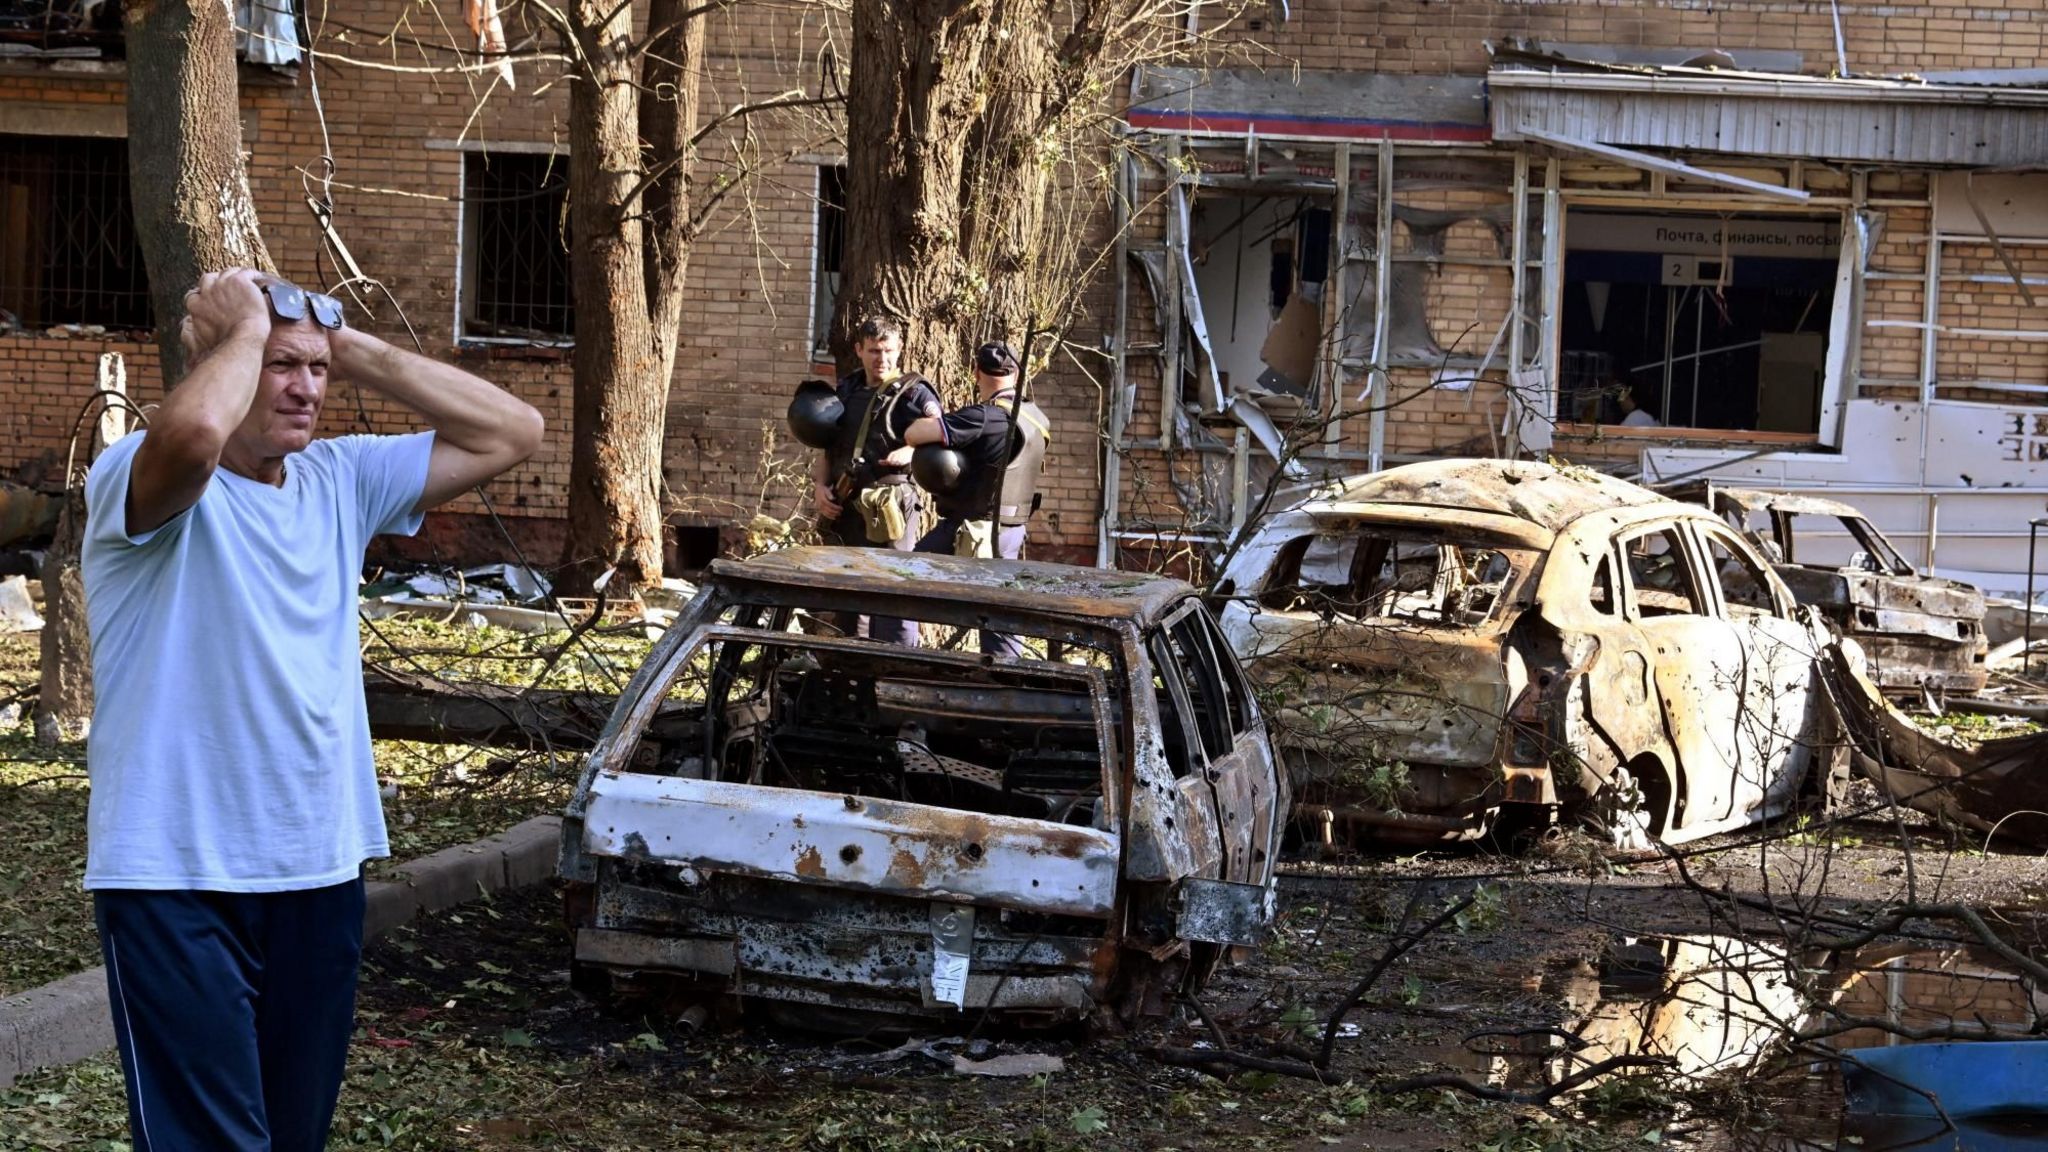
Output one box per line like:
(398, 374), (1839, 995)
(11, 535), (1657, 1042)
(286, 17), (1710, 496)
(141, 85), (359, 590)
(3, 3), (2047, 586)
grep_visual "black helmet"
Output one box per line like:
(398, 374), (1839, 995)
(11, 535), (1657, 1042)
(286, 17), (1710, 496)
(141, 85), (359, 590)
(911, 444), (967, 494)
(787, 379), (844, 449)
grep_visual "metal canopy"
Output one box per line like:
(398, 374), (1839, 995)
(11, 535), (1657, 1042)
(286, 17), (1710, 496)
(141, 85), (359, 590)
(1129, 65), (1490, 144)
(1491, 65), (2048, 167)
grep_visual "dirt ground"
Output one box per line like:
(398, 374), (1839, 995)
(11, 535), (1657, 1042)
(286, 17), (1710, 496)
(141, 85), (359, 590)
(7, 796), (2044, 1151)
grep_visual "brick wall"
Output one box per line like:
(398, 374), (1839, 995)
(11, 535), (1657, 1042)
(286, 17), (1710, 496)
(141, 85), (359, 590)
(2, 1), (2044, 568)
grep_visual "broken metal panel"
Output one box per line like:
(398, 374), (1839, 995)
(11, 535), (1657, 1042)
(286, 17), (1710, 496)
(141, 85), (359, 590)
(1829, 643), (2048, 849)
(1496, 40), (1805, 74)
(576, 927), (738, 976)
(1175, 878), (1276, 946)
(1512, 127), (1813, 204)
(1491, 66), (2048, 167)
(1129, 66), (1490, 144)
(586, 869), (1111, 1015)
(580, 772), (1121, 918)
(1171, 183), (1309, 480)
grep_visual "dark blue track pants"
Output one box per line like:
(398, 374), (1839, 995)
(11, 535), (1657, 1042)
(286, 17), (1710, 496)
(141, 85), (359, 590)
(92, 878), (366, 1152)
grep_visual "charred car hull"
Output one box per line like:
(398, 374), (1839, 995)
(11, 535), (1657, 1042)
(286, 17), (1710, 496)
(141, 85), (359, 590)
(1685, 485), (1989, 698)
(566, 773), (1117, 1017)
(1217, 461), (1844, 850)
(559, 548), (1288, 1024)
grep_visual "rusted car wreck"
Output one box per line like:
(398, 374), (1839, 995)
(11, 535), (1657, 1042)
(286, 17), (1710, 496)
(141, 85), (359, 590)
(558, 548), (1287, 1024)
(1684, 485), (1989, 699)
(1214, 460), (1846, 849)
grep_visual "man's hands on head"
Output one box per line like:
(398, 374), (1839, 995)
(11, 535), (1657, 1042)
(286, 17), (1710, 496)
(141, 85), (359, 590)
(179, 269), (269, 367)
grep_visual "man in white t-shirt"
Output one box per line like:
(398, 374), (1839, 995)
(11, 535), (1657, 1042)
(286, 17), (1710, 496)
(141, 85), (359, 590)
(81, 267), (543, 1151)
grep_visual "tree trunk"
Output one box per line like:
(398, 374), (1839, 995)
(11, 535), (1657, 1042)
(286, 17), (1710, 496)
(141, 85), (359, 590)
(556, 0), (705, 594)
(834, 0), (1004, 398)
(835, 2), (1176, 399)
(35, 488), (91, 745)
(125, 0), (275, 384)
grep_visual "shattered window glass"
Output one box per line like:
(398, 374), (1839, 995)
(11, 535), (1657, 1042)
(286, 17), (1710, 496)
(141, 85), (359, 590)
(1257, 530), (1516, 627)
(1622, 529), (1705, 618)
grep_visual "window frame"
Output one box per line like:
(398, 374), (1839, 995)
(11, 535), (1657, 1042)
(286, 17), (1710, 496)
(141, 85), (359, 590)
(809, 162), (847, 363)
(454, 146), (575, 347)
(1615, 523), (1711, 622)
(1693, 522), (1792, 620)
(0, 132), (152, 331)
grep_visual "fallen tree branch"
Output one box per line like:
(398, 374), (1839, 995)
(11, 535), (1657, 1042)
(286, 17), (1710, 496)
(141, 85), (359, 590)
(1373, 1054), (1676, 1105)
(1318, 889), (1477, 1070)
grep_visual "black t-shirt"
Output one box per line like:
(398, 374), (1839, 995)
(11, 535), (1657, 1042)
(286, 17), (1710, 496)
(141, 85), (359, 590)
(832, 369), (938, 484)
(936, 391), (1025, 519)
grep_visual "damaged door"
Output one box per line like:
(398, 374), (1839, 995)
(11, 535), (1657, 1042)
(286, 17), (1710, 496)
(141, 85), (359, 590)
(1147, 602), (1280, 943)
(1617, 526), (1750, 830)
(1694, 524), (1820, 814)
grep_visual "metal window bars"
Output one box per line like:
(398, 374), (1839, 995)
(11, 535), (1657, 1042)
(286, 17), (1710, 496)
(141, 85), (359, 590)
(0, 133), (152, 332)
(461, 152), (574, 342)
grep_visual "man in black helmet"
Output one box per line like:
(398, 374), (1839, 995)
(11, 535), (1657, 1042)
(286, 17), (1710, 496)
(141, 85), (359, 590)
(810, 315), (939, 646)
(901, 341), (1051, 656)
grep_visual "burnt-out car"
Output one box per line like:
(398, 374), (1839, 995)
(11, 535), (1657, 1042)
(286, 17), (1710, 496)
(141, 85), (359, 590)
(1213, 460), (1846, 849)
(558, 547), (1287, 1025)
(1682, 485), (1988, 699)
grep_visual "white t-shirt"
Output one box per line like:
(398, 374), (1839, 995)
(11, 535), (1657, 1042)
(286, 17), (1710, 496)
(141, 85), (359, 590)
(80, 430), (434, 892)
(1620, 408), (1662, 428)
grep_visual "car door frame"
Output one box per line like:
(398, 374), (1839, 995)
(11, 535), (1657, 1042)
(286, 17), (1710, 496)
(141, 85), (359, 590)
(1613, 518), (1752, 831)
(1687, 519), (1820, 814)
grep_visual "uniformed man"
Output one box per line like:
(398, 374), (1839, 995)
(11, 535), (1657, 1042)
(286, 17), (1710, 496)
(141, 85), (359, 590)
(900, 341), (1051, 656)
(810, 315), (939, 645)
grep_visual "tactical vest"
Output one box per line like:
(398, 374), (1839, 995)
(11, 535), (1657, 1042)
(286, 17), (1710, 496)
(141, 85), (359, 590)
(998, 399), (1050, 528)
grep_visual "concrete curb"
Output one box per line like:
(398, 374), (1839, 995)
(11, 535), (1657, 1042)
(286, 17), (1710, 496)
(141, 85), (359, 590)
(0, 815), (562, 1088)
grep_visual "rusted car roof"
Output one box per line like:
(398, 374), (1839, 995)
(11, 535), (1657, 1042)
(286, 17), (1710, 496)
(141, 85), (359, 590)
(712, 547), (1196, 625)
(1321, 459), (1668, 540)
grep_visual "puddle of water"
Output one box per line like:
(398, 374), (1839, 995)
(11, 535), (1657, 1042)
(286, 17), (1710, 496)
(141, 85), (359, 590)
(1423, 933), (2045, 1144)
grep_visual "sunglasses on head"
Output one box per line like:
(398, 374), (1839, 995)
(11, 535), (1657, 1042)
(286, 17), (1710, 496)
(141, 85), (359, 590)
(260, 280), (345, 330)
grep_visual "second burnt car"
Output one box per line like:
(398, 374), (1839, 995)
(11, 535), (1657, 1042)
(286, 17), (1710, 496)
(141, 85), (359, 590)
(1212, 460), (1847, 850)
(1679, 484), (1989, 700)
(558, 547), (1287, 1025)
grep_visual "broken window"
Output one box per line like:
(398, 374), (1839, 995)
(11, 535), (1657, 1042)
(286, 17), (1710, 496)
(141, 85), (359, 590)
(1560, 209), (1839, 436)
(1699, 532), (1778, 616)
(628, 624), (1113, 826)
(1589, 555), (1617, 615)
(0, 134), (150, 330)
(810, 164), (845, 360)
(1257, 530), (1516, 627)
(1149, 629), (1209, 776)
(1778, 512), (1911, 575)
(1621, 529), (1705, 618)
(460, 151), (573, 341)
